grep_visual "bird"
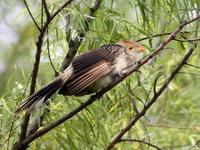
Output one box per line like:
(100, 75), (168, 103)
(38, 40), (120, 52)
(15, 40), (145, 114)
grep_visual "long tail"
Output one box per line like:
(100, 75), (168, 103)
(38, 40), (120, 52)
(15, 74), (66, 115)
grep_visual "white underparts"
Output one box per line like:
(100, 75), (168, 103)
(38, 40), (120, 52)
(113, 52), (133, 76)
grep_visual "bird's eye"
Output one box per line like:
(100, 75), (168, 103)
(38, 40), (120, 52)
(129, 47), (133, 50)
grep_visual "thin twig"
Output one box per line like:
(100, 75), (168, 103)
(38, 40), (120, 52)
(1, 122), (21, 148)
(42, 0), (51, 19)
(147, 123), (200, 130)
(189, 140), (200, 150)
(23, 0), (41, 31)
(178, 71), (200, 77)
(130, 97), (139, 115)
(105, 43), (194, 150)
(137, 32), (200, 43)
(136, 31), (190, 42)
(153, 72), (164, 95)
(7, 122), (14, 150)
(41, 1), (43, 28)
(186, 63), (200, 69)
(174, 37), (200, 42)
(51, 0), (76, 19)
(120, 139), (162, 150)
(47, 28), (58, 75)
(136, 32), (173, 42)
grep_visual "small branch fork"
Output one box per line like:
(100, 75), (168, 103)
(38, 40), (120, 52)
(13, 13), (200, 149)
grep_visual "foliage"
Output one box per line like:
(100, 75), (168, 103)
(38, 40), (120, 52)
(0, 0), (200, 149)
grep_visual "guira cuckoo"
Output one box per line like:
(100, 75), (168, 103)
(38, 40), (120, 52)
(15, 40), (145, 114)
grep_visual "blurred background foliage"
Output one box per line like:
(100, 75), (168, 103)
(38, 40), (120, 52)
(0, 0), (200, 149)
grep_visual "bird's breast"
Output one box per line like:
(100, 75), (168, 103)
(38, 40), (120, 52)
(112, 53), (130, 75)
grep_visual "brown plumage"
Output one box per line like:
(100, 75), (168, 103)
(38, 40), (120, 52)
(15, 40), (145, 114)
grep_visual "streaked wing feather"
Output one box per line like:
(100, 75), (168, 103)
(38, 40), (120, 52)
(71, 44), (123, 74)
(68, 62), (110, 94)
(66, 61), (111, 94)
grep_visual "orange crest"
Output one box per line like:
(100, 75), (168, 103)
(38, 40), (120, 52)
(117, 40), (145, 52)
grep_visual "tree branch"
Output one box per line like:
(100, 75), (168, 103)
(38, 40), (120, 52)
(105, 43), (194, 150)
(23, 0), (41, 31)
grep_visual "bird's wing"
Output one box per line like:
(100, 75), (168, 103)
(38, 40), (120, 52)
(58, 44), (124, 95)
(62, 60), (111, 95)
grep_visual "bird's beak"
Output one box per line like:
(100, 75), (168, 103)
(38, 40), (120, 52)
(138, 46), (145, 52)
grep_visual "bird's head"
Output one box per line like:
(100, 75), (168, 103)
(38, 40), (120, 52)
(117, 40), (145, 53)
(117, 40), (145, 60)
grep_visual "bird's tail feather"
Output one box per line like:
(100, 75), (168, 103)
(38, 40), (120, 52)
(15, 76), (63, 115)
